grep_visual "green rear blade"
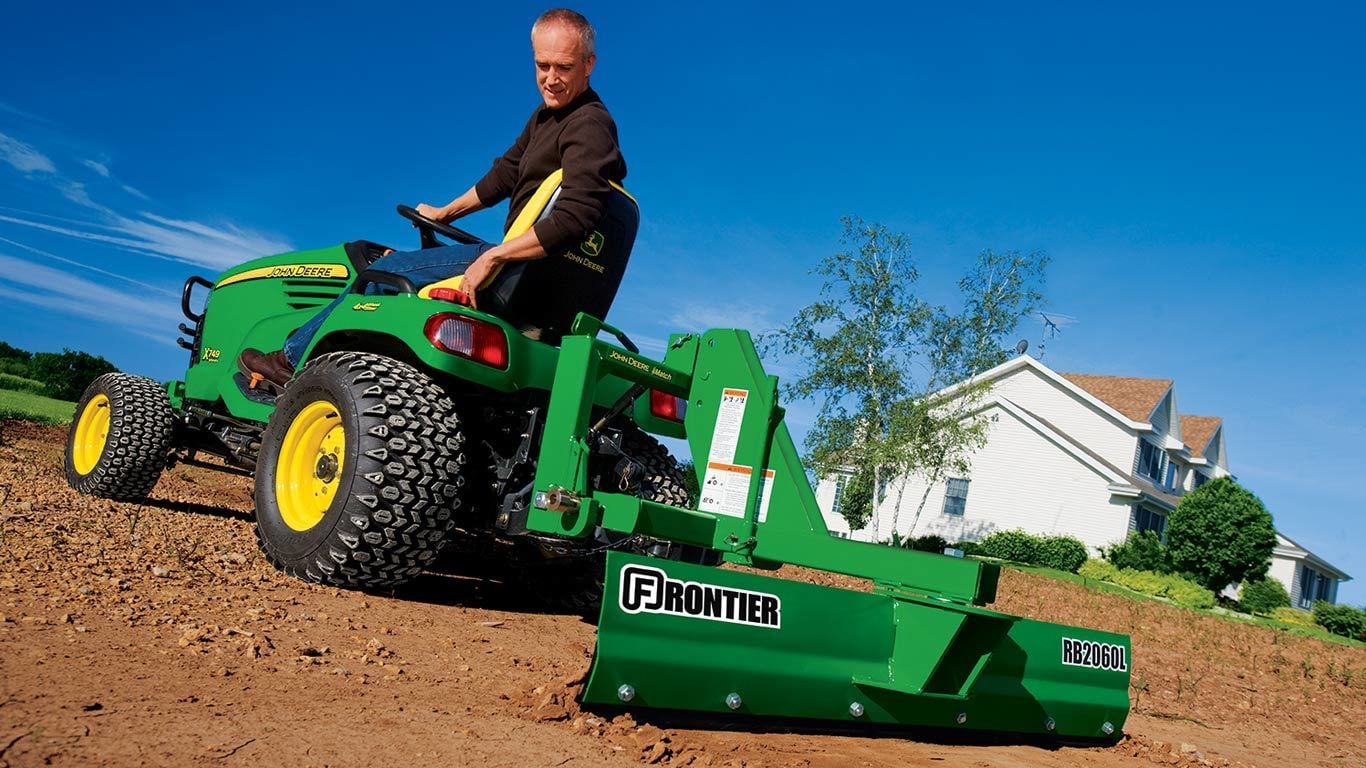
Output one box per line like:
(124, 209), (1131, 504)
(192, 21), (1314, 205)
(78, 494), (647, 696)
(586, 552), (1130, 740)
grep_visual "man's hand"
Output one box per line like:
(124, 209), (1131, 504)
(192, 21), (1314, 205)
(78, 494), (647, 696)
(415, 202), (452, 223)
(461, 251), (503, 309)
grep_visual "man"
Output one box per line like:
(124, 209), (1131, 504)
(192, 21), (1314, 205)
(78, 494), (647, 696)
(240, 8), (626, 391)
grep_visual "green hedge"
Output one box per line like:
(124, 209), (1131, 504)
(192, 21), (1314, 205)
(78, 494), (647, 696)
(1240, 577), (1290, 615)
(1076, 558), (1215, 609)
(979, 530), (1090, 573)
(0, 372), (45, 395)
(1102, 531), (1169, 572)
(1313, 602), (1366, 641)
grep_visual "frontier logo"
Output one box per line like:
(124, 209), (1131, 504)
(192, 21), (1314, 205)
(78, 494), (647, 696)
(619, 564), (781, 629)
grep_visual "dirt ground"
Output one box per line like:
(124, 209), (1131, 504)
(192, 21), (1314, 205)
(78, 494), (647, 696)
(1, 420), (1362, 767)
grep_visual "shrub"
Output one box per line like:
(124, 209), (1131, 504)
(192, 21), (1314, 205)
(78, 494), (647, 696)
(906, 535), (948, 553)
(1079, 559), (1119, 582)
(1313, 602), (1366, 641)
(1163, 578), (1217, 610)
(1270, 607), (1316, 628)
(1036, 536), (1089, 573)
(979, 530), (1039, 563)
(1102, 531), (1169, 573)
(1166, 477), (1276, 592)
(1239, 577), (1291, 615)
(1107, 567), (1215, 610)
(951, 540), (983, 556)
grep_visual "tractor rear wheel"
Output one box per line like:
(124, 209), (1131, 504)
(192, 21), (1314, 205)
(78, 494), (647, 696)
(253, 352), (468, 589)
(64, 373), (175, 500)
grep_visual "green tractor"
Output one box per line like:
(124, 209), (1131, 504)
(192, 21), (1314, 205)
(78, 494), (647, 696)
(63, 177), (1132, 740)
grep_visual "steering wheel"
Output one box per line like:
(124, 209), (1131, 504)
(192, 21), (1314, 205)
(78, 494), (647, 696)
(396, 205), (485, 249)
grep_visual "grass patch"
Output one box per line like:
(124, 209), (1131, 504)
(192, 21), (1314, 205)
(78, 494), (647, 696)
(0, 388), (75, 425)
(0, 372), (45, 395)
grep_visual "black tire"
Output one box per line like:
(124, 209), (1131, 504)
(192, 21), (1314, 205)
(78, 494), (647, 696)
(517, 427), (701, 613)
(64, 373), (175, 500)
(253, 352), (467, 589)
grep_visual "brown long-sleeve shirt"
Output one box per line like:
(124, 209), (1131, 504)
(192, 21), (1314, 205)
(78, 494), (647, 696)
(473, 88), (627, 254)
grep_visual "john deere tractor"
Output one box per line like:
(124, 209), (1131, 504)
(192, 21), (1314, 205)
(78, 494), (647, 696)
(63, 176), (1132, 740)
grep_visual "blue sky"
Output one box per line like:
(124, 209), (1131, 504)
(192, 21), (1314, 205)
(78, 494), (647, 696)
(3, 2), (1362, 602)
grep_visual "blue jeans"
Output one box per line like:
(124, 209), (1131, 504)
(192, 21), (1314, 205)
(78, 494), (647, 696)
(283, 242), (493, 366)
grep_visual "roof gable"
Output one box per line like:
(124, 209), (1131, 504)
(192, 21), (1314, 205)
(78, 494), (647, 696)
(1180, 415), (1222, 458)
(1059, 373), (1172, 423)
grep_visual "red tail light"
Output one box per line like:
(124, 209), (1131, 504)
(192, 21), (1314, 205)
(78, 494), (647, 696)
(649, 389), (687, 422)
(424, 313), (508, 369)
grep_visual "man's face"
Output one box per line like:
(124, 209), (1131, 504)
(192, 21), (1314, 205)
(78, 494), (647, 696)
(533, 23), (595, 109)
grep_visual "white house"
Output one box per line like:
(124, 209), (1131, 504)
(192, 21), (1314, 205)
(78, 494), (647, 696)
(814, 354), (1352, 605)
(1269, 532), (1351, 609)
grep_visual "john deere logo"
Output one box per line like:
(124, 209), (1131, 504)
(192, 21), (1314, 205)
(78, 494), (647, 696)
(581, 230), (604, 257)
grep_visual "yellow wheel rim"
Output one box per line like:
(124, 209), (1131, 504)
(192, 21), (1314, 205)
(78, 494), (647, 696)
(275, 400), (346, 532)
(72, 393), (111, 475)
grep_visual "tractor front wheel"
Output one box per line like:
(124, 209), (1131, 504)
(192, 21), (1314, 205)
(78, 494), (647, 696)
(64, 373), (175, 500)
(253, 352), (467, 589)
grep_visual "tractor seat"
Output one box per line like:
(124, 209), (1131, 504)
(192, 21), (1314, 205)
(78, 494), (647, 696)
(418, 170), (640, 343)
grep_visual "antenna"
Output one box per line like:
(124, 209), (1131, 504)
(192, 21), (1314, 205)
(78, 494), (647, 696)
(1036, 312), (1079, 362)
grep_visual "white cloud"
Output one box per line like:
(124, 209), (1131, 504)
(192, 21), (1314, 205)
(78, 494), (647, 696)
(0, 235), (176, 297)
(0, 209), (291, 270)
(0, 132), (288, 269)
(0, 251), (183, 333)
(81, 158), (111, 177)
(669, 301), (776, 334)
(0, 132), (57, 174)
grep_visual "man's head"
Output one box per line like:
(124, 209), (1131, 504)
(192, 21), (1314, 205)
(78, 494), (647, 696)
(531, 8), (596, 110)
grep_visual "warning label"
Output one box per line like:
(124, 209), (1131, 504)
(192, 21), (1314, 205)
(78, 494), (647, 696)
(708, 388), (748, 464)
(698, 462), (774, 522)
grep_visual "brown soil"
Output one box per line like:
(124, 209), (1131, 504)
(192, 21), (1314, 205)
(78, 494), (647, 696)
(0, 420), (1361, 767)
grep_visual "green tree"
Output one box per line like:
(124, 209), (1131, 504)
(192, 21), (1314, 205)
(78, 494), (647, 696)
(767, 216), (1047, 540)
(28, 348), (119, 401)
(1165, 477), (1277, 592)
(834, 469), (876, 530)
(0, 340), (32, 377)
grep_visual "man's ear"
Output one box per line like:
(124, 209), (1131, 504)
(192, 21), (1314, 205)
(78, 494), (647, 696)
(584, 53), (597, 78)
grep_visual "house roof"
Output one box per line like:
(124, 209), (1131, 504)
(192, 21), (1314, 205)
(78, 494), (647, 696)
(1275, 531), (1353, 582)
(1180, 415), (1222, 458)
(1059, 373), (1172, 422)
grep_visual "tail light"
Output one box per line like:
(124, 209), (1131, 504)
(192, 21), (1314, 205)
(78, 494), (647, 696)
(649, 389), (687, 423)
(424, 313), (508, 369)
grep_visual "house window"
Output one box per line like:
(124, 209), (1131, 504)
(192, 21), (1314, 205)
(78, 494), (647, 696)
(1193, 472), (1210, 489)
(1164, 462), (1178, 491)
(831, 472), (852, 516)
(943, 478), (970, 516)
(1298, 565), (1333, 609)
(1136, 439), (1165, 483)
(1132, 505), (1166, 537)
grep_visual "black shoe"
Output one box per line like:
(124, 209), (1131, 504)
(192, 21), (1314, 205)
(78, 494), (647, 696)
(237, 348), (294, 394)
